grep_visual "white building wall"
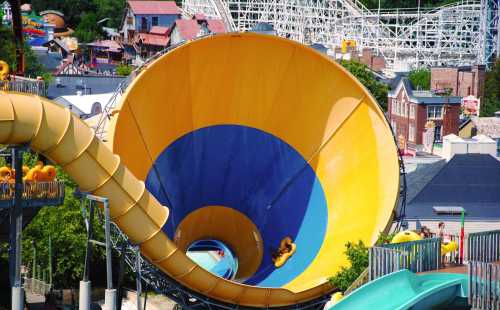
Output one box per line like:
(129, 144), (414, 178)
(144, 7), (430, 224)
(442, 134), (497, 160)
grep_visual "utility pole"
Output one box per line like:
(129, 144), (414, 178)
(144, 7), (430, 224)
(9, 147), (24, 310)
(8, 0), (24, 76)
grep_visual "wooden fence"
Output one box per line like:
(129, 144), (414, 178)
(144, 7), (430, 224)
(468, 261), (500, 310)
(369, 246), (408, 280)
(382, 237), (442, 273)
(468, 230), (500, 263)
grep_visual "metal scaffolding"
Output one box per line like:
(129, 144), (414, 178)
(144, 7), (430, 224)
(183, 0), (500, 74)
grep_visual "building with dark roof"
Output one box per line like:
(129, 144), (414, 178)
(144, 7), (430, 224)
(404, 154), (500, 233)
(46, 75), (125, 99)
(388, 77), (462, 151)
(459, 112), (500, 156)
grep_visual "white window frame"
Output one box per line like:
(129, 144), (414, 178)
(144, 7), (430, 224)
(409, 104), (416, 119)
(427, 106), (443, 120)
(391, 120), (397, 135)
(409, 124), (415, 142)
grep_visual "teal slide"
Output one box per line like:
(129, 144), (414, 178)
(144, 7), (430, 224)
(330, 270), (468, 310)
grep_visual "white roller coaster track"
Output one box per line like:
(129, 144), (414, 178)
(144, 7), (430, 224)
(183, 0), (500, 74)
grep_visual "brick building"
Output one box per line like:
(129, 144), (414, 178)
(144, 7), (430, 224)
(430, 65), (486, 101)
(388, 77), (462, 151)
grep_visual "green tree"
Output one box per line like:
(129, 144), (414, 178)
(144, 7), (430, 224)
(0, 23), (52, 80)
(480, 60), (500, 117)
(31, 0), (126, 29)
(408, 68), (431, 90)
(31, 0), (96, 28)
(92, 0), (126, 29)
(0, 25), (16, 66)
(21, 170), (106, 288)
(340, 60), (389, 110)
(328, 241), (369, 291)
(74, 12), (103, 43)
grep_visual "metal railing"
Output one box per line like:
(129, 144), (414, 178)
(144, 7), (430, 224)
(382, 238), (442, 273)
(0, 76), (46, 97)
(468, 230), (500, 263)
(468, 261), (500, 310)
(24, 277), (52, 296)
(0, 181), (65, 201)
(369, 246), (409, 280)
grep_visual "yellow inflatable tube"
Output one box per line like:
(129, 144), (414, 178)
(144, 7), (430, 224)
(391, 230), (422, 244)
(274, 237), (297, 268)
(441, 241), (458, 255)
(0, 60), (9, 80)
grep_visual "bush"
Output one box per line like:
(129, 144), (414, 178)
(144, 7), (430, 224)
(116, 64), (133, 76)
(328, 241), (369, 291)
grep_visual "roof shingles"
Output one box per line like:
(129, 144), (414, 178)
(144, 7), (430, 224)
(406, 154), (500, 220)
(128, 1), (180, 15)
(174, 19), (201, 40)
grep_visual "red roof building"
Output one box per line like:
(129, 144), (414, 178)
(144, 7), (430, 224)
(136, 33), (170, 47)
(194, 13), (207, 21)
(150, 26), (169, 35)
(121, 1), (180, 43)
(128, 1), (180, 15)
(170, 19), (203, 45)
(207, 20), (226, 34)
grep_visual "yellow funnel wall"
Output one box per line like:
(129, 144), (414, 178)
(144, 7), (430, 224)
(0, 31), (400, 310)
(110, 33), (400, 292)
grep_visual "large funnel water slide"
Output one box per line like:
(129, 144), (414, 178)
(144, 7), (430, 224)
(0, 33), (399, 308)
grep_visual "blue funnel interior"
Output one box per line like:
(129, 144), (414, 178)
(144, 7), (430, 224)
(146, 125), (328, 287)
(186, 239), (238, 280)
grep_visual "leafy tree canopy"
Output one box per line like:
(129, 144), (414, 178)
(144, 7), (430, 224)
(328, 241), (369, 291)
(29, 0), (126, 30)
(480, 60), (500, 117)
(0, 24), (51, 80)
(408, 68), (431, 90)
(340, 60), (389, 110)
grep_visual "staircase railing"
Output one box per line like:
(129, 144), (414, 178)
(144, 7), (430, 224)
(468, 261), (500, 309)
(382, 237), (442, 273)
(468, 230), (500, 263)
(369, 246), (409, 281)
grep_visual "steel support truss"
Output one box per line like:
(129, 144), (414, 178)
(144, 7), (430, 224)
(183, 0), (500, 73)
(109, 224), (330, 310)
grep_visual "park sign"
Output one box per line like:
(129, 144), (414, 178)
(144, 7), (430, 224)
(462, 95), (480, 117)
